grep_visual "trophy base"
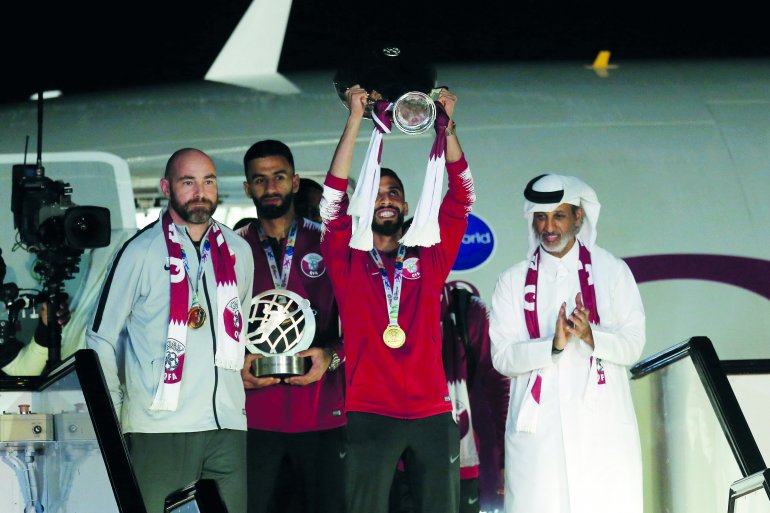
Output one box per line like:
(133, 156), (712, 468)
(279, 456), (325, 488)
(252, 355), (309, 378)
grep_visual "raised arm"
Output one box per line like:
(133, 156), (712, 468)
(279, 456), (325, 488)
(428, 89), (475, 279)
(329, 85), (368, 180)
(437, 88), (463, 164)
(320, 87), (368, 292)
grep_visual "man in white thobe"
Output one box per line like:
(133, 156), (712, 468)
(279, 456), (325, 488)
(489, 174), (645, 513)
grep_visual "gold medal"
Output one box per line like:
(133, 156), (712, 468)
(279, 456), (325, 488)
(188, 305), (206, 329)
(382, 325), (406, 349)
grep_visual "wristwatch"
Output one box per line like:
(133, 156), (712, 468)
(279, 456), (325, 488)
(327, 349), (341, 372)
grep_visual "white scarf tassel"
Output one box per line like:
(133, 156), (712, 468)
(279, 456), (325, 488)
(400, 154), (445, 247)
(215, 282), (243, 371)
(348, 126), (383, 250)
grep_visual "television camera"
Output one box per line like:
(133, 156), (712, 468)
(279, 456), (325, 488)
(3, 158), (111, 370)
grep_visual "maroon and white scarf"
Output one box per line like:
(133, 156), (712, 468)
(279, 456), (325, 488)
(517, 240), (602, 432)
(400, 102), (450, 247)
(151, 210), (244, 411)
(347, 100), (449, 250)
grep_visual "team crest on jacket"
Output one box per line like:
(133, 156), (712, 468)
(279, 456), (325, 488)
(402, 257), (421, 280)
(301, 253), (326, 278)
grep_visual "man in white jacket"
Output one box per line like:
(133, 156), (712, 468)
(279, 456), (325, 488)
(87, 148), (253, 513)
(489, 174), (645, 513)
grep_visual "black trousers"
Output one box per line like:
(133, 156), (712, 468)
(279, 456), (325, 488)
(390, 470), (480, 513)
(346, 412), (459, 513)
(246, 427), (346, 513)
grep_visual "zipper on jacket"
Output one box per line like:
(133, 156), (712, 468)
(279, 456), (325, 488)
(191, 232), (222, 430)
(201, 276), (222, 430)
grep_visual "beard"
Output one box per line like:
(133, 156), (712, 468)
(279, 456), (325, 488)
(539, 233), (573, 254)
(254, 191), (294, 220)
(169, 193), (217, 225)
(537, 223), (580, 255)
(371, 209), (405, 236)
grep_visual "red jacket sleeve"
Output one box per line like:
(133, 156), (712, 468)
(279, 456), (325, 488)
(320, 173), (353, 302)
(430, 154), (475, 281)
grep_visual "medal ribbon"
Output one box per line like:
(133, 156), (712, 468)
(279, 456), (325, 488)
(155, 210), (244, 412)
(256, 220), (299, 290)
(180, 240), (210, 308)
(369, 245), (406, 328)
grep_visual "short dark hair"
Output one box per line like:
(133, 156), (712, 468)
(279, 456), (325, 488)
(296, 178), (324, 222)
(243, 140), (295, 179)
(298, 177), (323, 195)
(232, 217), (256, 231)
(380, 167), (404, 194)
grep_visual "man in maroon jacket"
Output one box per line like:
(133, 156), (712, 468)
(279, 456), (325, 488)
(320, 86), (475, 513)
(240, 140), (345, 513)
(440, 282), (509, 512)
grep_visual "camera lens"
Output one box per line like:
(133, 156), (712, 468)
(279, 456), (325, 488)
(64, 206), (111, 249)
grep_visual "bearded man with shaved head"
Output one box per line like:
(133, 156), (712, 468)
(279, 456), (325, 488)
(88, 148), (254, 513)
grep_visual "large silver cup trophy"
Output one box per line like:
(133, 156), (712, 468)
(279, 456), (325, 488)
(245, 289), (316, 377)
(333, 45), (440, 135)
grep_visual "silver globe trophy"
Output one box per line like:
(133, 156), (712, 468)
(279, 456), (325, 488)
(245, 289), (316, 377)
(333, 45), (440, 135)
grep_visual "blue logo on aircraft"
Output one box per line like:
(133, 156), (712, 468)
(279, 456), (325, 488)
(453, 213), (495, 272)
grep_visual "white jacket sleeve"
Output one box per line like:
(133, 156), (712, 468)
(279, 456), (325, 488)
(590, 260), (646, 366)
(489, 267), (555, 377)
(0, 339), (48, 376)
(85, 241), (144, 419)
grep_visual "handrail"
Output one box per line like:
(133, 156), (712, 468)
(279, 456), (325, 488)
(631, 336), (766, 477)
(73, 349), (148, 513)
(727, 468), (770, 513)
(721, 359), (770, 375)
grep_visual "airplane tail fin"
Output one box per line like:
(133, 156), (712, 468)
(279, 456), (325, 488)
(205, 0), (300, 94)
(585, 50), (618, 77)
(592, 50), (612, 69)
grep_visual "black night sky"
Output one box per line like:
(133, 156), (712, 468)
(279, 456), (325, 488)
(1, 0), (768, 104)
